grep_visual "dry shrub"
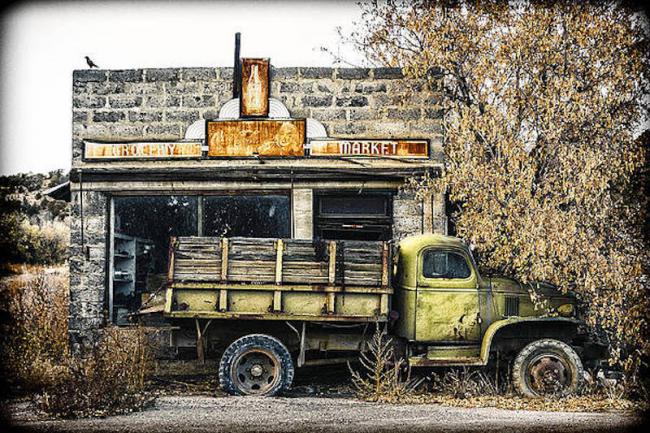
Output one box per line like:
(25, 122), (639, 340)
(349, 326), (420, 402)
(38, 326), (155, 418)
(1, 268), (69, 392)
(1, 268), (156, 418)
(430, 367), (500, 399)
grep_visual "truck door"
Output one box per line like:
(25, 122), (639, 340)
(415, 248), (481, 342)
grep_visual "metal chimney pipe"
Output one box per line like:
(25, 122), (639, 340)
(233, 32), (241, 99)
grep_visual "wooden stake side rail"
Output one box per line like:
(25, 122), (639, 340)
(164, 236), (392, 321)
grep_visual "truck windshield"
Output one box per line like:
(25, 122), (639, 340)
(423, 250), (471, 279)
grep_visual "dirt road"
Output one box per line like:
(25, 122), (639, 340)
(9, 395), (643, 433)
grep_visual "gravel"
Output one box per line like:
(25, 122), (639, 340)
(8, 395), (643, 433)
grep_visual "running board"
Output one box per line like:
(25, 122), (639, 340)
(409, 344), (485, 367)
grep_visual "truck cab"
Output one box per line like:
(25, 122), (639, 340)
(392, 233), (593, 396)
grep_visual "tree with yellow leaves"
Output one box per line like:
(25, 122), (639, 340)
(352, 0), (649, 386)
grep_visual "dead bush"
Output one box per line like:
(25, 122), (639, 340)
(430, 367), (501, 399)
(0, 268), (69, 392)
(37, 325), (155, 418)
(349, 326), (421, 402)
(1, 268), (156, 418)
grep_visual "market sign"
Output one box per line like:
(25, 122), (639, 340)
(84, 141), (202, 160)
(207, 119), (305, 157)
(310, 139), (429, 158)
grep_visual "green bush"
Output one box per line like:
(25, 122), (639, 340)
(0, 213), (68, 266)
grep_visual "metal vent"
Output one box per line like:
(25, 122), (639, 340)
(504, 296), (520, 317)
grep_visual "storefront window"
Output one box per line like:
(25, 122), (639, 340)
(203, 195), (290, 238)
(110, 194), (290, 324)
(112, 195), (198, 324)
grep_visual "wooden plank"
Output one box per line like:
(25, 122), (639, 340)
(328, 241), (336, 285)
(218, 289), (228, 312)
(221, 238), (229, 282)
(326, 292), (335, 314)
(167, 237), (177, 283)
(273, 290), (282, 312)
(275, 239), (284, 285)
(170, 282), (393, 294)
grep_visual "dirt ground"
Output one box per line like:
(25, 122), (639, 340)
(5, 363), (645, 433)
(8, 394), (644, 433)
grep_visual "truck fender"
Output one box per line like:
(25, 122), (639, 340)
(479, 316), (581, 363)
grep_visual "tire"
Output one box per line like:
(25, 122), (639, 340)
(218, 334), (294, 396)
(512, 338), (584, 398)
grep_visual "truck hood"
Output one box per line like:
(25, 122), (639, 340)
(489, 276), (568, 298)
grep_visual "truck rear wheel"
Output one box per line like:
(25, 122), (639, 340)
(512, 339), (584, 397)
(219, 334), (294, 396)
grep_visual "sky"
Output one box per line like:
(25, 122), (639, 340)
(0, 0), (366, 175)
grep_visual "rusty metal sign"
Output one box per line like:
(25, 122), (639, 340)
(84, 141), (202, 159)
(207, 119), (305, 157)
(310, 139), (429, 158)
(240, 58), (270, 118)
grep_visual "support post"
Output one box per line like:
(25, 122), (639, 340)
(195, 318), (213, 365)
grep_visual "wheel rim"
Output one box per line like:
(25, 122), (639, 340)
(230, 348), (281, 395)
(525, 354), (572, 396)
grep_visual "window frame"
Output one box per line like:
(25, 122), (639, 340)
(417, 247), (477, 289)
(107, 190), (292, 324)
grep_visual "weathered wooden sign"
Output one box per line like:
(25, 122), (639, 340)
(310, 139), (429, 158)
(207, 119), (305, 157)
(84, 141), (202, 159)
(240, 58), (270, 118)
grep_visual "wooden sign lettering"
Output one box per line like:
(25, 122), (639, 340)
(310, 139), (429, 158)
(240, 58), (270, 118)
(84, 141), (202, 159)
(207, 119), (305, 157)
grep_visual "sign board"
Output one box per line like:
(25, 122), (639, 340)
(240, 58), (270, 118)
(84, 141), (202, 160)
(207, 119), (305, 157)
(310, 139), (429, 158)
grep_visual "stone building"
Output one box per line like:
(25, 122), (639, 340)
(68, 65), (446, 353)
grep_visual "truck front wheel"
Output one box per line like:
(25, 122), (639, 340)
(512, 339), (584, 398)
(219, 334), (294, 396)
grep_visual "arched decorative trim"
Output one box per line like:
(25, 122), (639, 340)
(184, 98), (328, 141)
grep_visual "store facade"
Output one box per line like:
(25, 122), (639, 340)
(69, 63), (446, 354)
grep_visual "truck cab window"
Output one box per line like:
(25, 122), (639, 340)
(422, 250), (471, 279)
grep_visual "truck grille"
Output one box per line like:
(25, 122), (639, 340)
(504, 296), (520, 317)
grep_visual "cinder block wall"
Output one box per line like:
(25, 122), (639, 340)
(71, 67), (443, 163)
(69, 67), (445, 351)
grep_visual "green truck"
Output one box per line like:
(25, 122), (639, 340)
(163, 233), (604, 397)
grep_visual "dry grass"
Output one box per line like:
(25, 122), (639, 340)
(1, 267), (156, 418)
(348, 327), (646, 413)
(0, 267), (69, 392)
(36, 326), (156, 418)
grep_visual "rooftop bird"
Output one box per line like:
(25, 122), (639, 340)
(85, 56), (99, 68)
